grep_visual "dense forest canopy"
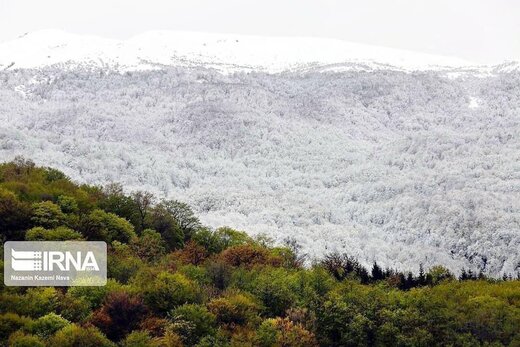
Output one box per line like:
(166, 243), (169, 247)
(0, 67), (519, 275)
(0, 160), (519, 346)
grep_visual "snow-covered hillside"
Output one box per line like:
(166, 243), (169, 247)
(0, 29), (479, 73)
(0, 31), (519, 276)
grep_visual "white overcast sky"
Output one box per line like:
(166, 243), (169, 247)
(0, 0), (518, 64)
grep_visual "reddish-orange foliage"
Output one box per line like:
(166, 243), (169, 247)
(172, 240), (208, 265)
(91, 291), (149, 341)
(139, 316), (169, 337)
(219, 245), (271, 268)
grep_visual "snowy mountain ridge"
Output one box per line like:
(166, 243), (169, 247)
(0, 29), (498, 73)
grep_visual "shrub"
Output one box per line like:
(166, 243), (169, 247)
(56, 292), (91, 323)
(285, 308), (317, 334)
(178, 265), (211, 287)
(197, 331), (231, 347)
(155, 329), (184, 347)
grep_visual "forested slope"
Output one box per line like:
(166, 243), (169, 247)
(0, 160), (519, 346)
(1, 67), (519, 275)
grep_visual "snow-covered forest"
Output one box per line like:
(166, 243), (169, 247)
(1, 66), (519, 275)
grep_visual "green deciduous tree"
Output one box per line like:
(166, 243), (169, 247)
(31, 201), (66, 229)
(81, 209), (136, 243)
(138, 272), (200, 314)
(25, 226), (83, 241)
(170, 304), (216, 345)
(131, 229), (166, 262)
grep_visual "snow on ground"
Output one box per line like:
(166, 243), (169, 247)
(0, 29), (478, 73)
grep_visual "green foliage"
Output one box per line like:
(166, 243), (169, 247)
(49, 324), (115, 347)
(25, 226), (83, 241)
(56, 195), (79, 213)
(170, 304), (216, 345)
(205, 260), (233, 290)
(149, 203), (185, 251)
(26, 313), (71, 338)
(81, 209), (136, 243)
(256, 319), (278, 346)
(0, 313), (31, 344)
(427, 265), (455, 285)
(0, 188), (31, 240)
(256, 317), (318, 347)
(207, 291), (261, 326)
(131, 229), (166, 262)
(67, 279), (123, 310)
(31, 201), (66, 229)
(191, 227), (222, 254)
(215, 226), (254, 247)
(196, 332), (230, 347)
(99, 183), (140, 229)
(157, 200), (200, 240)
(289, 267), (336, 308)
(107, 242), (144, 283)
(248, 268), (297, 317)
(192, 226), (254, 254)
(178, 264), (211, 287)
(55, 292), (91, 323)
(8, 331), (45, 347)
(121, 330), (159, 347)
(0, 287), (59, 318)
(138, 271), (201, 314)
